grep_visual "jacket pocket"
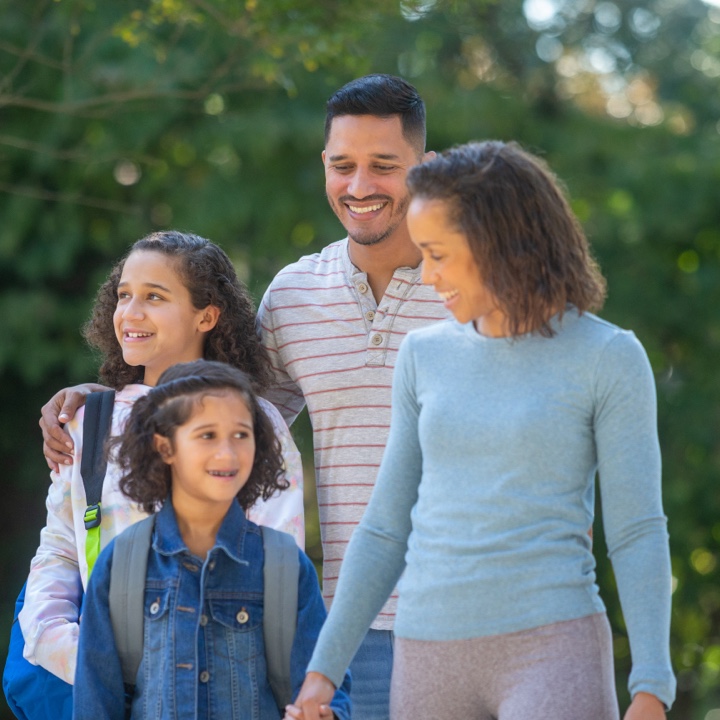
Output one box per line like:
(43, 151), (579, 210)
(208, 597), (263, 633)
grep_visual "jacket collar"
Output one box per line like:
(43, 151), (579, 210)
(153, 498), (251, 565)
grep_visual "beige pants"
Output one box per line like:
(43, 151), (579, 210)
(390, 613), (619, 720)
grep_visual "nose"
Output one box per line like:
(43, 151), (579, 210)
(214, 437), (237, 460)
(346, 166), (376, 199)
(421, 261), (438, 286)
(122, 296), (145, 319)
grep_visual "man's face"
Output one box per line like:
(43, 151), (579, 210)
(323, 114), (421, 247)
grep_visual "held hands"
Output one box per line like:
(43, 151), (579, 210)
(283, 672), (336, 720)
(623, 692), (666, 720)
(40, 383), (108, 472)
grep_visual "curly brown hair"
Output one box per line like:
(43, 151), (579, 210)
(406, 141), (607, 337)
(110, 359), (287, 514)
(82, 231), (274, 390)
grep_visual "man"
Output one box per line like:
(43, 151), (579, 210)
(40, 74), (449, 719)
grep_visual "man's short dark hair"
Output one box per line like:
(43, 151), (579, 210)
(324, 74), (426, 155)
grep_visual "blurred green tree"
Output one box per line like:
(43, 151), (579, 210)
(3, 1), (720, 718)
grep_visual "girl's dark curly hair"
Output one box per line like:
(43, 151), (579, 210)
(83, 231), (274, 390)
(406, 140), (607, 337)
(110, 359), (287, 514)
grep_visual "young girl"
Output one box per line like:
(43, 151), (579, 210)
(18, 231), (304, 690)
(73, 360), (349, 720)
(291, 141), (675, 720)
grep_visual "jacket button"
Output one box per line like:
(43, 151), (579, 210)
(149, 601), (160, 615)
(199, 670), (210, 683)
(199, 614), (208, 626)
(236, 609), (249, 624)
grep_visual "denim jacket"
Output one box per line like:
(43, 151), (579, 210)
(73, 500), (351, 720)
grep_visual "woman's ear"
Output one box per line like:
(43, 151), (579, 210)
(153, 434), (174, 465)
(198, 305), (221, 333)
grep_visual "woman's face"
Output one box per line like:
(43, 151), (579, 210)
(407, 197), (508, 336)
(113, 250), (219, 386)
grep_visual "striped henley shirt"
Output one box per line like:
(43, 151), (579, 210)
(258, 238), (449, 627)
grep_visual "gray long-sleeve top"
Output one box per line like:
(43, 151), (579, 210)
(308, 309), (676, 709)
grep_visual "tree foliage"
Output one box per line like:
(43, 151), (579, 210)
(2, 1), (720, 717)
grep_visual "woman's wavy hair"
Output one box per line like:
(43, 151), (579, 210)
(406, 141), (607, 337)
(110, 359), (287, 514)
(83, 230), (274, 390)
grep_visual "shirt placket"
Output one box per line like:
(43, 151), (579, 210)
(355, 269), (419, 367)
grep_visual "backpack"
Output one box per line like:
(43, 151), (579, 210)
(2, 390), (114, 720)
(108, 515), (299, 712)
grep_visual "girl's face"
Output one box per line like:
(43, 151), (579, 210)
(407, 196), (509, 337)
(113, 250), (219, 386)
(155, 390), (255, 513)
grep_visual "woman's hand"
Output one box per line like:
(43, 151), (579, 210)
(283, 672), (336, 720)
(623, 692), (666, 720)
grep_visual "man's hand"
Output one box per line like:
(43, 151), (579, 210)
(40, 383), (109, 472)
(283, 672), (336, 720)
(623, 692), (666, 720)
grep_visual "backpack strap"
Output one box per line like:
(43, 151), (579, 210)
(80, 390), (115, 576)
(262, 526), (299, 711)
(108, 514), (156, 687)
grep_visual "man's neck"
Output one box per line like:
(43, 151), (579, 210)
(347, 230), (422, 303)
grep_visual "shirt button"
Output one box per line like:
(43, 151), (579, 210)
(199, 614), (208, 626)
(365, 310), (375, 321)
(236, 609), (249, 624)
(357, 282), (368, 294)
(199, 670), (210, 683)
(371, 334), (383, 346)
(149, 601), (160, 615)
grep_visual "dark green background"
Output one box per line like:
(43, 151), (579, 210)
(2, 1), (720, 717)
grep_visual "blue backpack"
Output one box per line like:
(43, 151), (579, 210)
(2, 391), (113, 720)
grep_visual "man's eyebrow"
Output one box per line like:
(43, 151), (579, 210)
(327, 153), (401, 162)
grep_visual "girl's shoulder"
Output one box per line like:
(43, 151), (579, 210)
(257, 396), (290, 432)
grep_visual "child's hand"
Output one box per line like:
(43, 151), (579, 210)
(284, 672), (336, 720)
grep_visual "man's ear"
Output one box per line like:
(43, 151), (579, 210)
(154, 434), (174, 465)
(422, 150), (437, 163)
(198, 305), (220, 333)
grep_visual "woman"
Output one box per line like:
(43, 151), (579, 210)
(288, 141), (675, 720)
